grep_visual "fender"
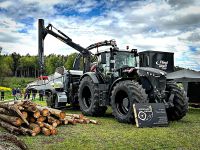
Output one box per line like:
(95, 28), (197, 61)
(108, 77), (134, 99)
(80, 72), (100, 84)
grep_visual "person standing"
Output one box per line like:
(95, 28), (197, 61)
(12, 88), (17, 101)
(39, 90), (44, 101)
(24, 89), (31, 100)
(0, 90), (4, 101)
(16, 88), (21, 99)
(32, 90), (37, 100)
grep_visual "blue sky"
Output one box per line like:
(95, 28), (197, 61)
(0, 0), (200, 70)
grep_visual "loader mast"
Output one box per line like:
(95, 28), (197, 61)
(38, 19), (91, 75)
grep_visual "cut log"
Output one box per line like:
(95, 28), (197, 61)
(22, 101), (38, 112)
(36, 122), (44, 128)
(37, 116), (46, 122)
(47, 117), (57, 127)
(0, 107), (13, 115)
(43, 123), (53, 130)
(90, 119), (98, 124)
(0, 119), (21, 135)
(64, 117), (76, 125)
(56, 120), (61, 126)
(75, 119), (84, 124)
(29, 117), (36, 123)
(33, 111), (41, 118)
(19, 127), (36, 136)
(50, 128), (58, 135)
(21, 111), (28, 119)
(60, 119), (68, 125)
(47, 108), (65, 119)
(0, 114), (22, 126)
(29, 123), (41, 134)
(83, 118), (90, 124)
(0, 103), (29, 125)
(42, 127), (51, 136)
(36, 106), (49, 116)
(66, 113), (84, 119)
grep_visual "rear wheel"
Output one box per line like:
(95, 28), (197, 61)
(166, 82), (188, 121)
(46, 93), (66, 108)
(111, 80), (148, 123)
(78, 76), (107, 116)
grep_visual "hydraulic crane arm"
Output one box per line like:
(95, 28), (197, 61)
(73, 40), (119, 70)
(86, 39), (118, 51)
(38, 19), (91, 75)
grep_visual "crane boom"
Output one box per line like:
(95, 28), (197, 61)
(38, 19), (91, 75)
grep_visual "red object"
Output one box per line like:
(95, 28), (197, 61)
(38, 76), (48, 80)
(90, 64), (97, 72)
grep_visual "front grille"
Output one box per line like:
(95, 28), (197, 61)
(158, 75), (166, 91)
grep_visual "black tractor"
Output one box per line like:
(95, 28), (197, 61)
(77, 44), (188, 123)
(34, 19), (188, 123)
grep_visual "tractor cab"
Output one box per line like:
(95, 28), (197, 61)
(95, 48), (139, 77)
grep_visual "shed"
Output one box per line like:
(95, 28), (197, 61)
(167, 69), (200, 103)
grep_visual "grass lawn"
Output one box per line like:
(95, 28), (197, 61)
(0, 100), (200, 150)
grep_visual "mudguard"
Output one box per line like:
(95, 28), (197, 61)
(80, 72), (100, 84)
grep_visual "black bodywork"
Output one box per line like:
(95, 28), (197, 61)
(139, 51), (174, 73)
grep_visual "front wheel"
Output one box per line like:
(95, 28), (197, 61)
(111, 80), (148, 123)
(78, 76), (107, 116)
(166, 82), (188, 121)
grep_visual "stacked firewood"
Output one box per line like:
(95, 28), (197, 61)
(0, 100), (98, 136)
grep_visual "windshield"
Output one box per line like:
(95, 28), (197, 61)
(114, 52), (137, 69)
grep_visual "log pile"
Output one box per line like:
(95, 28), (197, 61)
(0, 100), (98, 136)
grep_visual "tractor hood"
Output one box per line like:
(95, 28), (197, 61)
(137, 67), (167, 77)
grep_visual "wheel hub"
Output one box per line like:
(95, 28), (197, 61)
(122, 98), (129, 110)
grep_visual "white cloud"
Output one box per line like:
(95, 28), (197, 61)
(0, 0), (200, 70)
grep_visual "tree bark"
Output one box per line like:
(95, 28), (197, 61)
(66, 113), (84, 119)
(0, 119), (21, 135)
(0, 103), (29, 125)
(0, 114), (22, 126)
(19, 127), (36, 136)
(0, 108), (13, 115)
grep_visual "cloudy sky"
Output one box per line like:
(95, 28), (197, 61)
(0, 0), (200, 70)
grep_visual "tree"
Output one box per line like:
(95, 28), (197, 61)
(11, 52), (21, 76)
(64, 53), (78, 70)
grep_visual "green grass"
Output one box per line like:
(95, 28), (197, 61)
(0, 100), (200, 150)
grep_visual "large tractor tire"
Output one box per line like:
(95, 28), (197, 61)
(111, 80), (148, 123)
(78, 76), (107, 116)
(166, 82), (188, 121)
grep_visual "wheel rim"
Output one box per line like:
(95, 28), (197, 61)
(82, 86), (92, 108)
(115, 90), (130, 115)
